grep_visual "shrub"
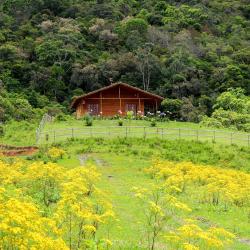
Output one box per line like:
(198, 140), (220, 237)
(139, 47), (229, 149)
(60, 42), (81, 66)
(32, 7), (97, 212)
(200, 116), (223, 128)
(84, 114), (93, 126)
(55, 113), (69, 122)
(118, 120), (123, 126)
(126, 111), (134, 120)
(150, 119), (156, 127)
(161, 98), (183, 120)
(48, 147), (66, 160)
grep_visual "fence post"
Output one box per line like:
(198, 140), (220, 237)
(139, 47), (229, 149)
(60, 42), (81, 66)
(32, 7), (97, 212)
(72, 128), (74, 139)
(46, 134), (49, 142)
(248, 135), (250, 147)
(196, 130), (199, 141)
(213, 130), (216, 142)
(126, 127), (128, 138)
(161, 128), (164, 139)
(53, 130), (56, 143)
(178, 128), (181, 140)
(143, 127), (146, 140)
(230, 132), (233, 145)
(36, 129), (39, 145)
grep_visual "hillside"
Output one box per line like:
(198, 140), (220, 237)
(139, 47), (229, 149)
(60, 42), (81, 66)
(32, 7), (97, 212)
(0, 0), (249, 121)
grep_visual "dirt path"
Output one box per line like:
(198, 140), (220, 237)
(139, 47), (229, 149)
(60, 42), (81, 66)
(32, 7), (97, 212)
(0, 144), (38, 157)
(76, 153), (152, 247)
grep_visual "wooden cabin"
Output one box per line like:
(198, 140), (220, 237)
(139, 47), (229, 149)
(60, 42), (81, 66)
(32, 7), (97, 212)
(71, 82), (164, 118)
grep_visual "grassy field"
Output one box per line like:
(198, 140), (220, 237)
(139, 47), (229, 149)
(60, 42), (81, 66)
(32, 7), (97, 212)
(39, 118), (250, 146)
(45, 138), (250, 249)
(1, 118), (249, 147)
(1, 118), (250, 249)
(1, 120), (37, 146)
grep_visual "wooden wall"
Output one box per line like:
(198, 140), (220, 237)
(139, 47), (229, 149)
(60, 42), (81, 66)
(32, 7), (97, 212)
(75, 84), (159, 118)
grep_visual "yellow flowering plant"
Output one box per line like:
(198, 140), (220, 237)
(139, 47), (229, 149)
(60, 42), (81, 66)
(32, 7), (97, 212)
(0, 189), (68, 250)
(132, 181), (192, 250)
(145, 160), (250, 208)
(165, 218), (235, 250)
(136, 160), (237, 250)
(47, 147), (66, 160)
(0, 160), (114, 249)
(55, 165), (114, 249)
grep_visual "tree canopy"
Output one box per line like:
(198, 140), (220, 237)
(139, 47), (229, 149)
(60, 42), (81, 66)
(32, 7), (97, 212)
(0, 0), (249, 121)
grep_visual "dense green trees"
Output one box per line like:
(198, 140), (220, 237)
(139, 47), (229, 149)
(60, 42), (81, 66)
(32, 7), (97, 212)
(201, 88), (250, 131)
(0, 0), (249, 123)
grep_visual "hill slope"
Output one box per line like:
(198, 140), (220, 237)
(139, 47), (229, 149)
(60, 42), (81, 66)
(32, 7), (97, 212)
(0, 0), (249, 116)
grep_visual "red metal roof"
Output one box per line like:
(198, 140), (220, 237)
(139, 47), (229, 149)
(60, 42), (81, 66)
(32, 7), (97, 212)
(71, 82), (164, 108)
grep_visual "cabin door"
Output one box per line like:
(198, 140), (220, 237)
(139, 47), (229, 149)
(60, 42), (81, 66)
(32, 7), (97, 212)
(126, 104), (137, 114)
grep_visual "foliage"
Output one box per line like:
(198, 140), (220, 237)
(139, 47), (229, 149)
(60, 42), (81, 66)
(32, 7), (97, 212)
(0, 159), (114, 249)
(150, 118), (156, 127)
(126, 111), (134, 120)
(201, 88), (250, 131)
(66, 137), (250, 171)
(0, 0), (249, 121)
(132, 183), (192, 250)
(0, 190), (68, 249)
(146, 160), (250, 208)
(132, 159), (238, 249)
(48, 147), (66, 161)
(165, 219), (235, 250)
(118, 119), (123, 126)
(84, 113), (93, 126)
(161, 98), (183, 120)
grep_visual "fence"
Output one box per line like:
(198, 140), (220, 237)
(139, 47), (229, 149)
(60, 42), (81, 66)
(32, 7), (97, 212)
(36, 113), (53, 144)
(36, 126), (250, 146)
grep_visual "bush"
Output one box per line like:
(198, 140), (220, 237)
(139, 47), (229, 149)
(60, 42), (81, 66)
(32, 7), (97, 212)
(126, 111), (134, 120)
(200, 116), (223, 129)
(150, 119), (156, 127)
(242, 123), (250, 132)
(47, 147), (66, 160)
(161, 98), (183, 120)
(55, 113), (70, 122)
(84, 114), (93, 126)
(118, 120), (123, 126)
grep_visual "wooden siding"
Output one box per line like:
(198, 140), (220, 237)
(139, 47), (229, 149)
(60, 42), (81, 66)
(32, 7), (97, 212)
(75, 84), (161, 118)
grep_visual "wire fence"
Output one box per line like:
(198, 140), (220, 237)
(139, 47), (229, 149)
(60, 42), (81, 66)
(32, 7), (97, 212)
(36, 113), (53, 144)
(36, 126), (250, 146)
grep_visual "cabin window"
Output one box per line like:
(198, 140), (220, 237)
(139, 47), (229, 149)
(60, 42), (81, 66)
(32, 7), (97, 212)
(126, 104), (137, 114)
(87, 104), (99, 115)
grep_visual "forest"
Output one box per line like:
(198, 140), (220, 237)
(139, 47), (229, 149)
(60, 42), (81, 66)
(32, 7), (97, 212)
(0, 1), (250, 249)
(0, 0), (249, 127)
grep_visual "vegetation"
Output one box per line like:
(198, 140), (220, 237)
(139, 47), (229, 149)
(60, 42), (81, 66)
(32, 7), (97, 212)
(1, 137), (249, 249)
(0, 0), (249, 248)
(0, 158), (114, 249)
(0, 0), (249, 126)
(201, 88), (250, 132)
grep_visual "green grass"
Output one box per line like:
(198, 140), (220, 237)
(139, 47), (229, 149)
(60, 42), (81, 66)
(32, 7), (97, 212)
(48, 137), (250, 172)
(45, 138), (250, 249)
(1, 120), (37, 146)
(2, 118), (250, 249)
(2, 118), (249, 147)
(39, 118), (250, 146)
(45, 118), (247, 131)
